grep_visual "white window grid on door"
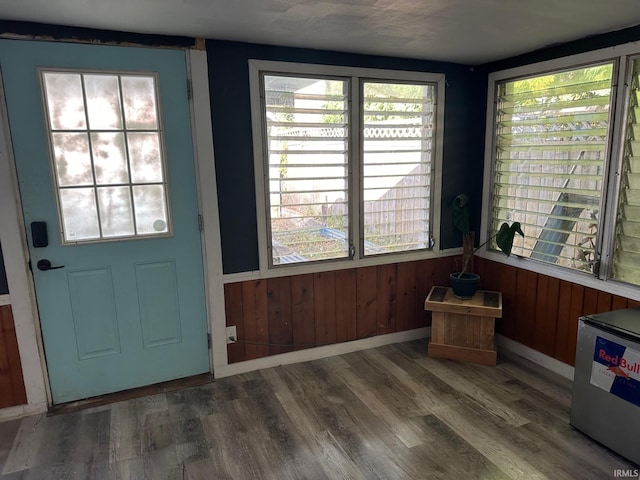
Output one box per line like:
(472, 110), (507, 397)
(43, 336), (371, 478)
(40, 69), (171, 244)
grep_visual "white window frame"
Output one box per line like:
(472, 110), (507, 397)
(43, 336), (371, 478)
(480, 41), (640, 301)
(249, 60), (445, 277)
(39, 68), (173, 245)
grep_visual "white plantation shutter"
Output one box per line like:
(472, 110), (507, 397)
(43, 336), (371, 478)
(612, 59), (640, 285)
(362, 81), (435, 254)
(491, 64), (615, 272)
(263, 75), (349, 265)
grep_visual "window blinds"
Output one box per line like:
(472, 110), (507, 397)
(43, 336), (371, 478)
(263, 75), (350, 265)
(612, 59), (640, 284)
(492, 64), (614, 272)
(362, 81), (434, 255)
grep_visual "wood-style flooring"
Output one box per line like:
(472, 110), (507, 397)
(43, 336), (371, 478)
(0, 340), (635, 479)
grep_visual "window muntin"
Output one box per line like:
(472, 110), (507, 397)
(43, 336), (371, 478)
(491, 63), (615, 273)
(612, 58), (640, 285)
(41, 71), (170, 243)
(362, 81), (434, 255)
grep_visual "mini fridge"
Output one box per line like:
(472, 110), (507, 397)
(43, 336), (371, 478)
(570, 308), (640, 465)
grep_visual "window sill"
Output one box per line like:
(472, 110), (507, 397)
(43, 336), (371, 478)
(223, 248), (461, 283)
(477, 249), (640, 303)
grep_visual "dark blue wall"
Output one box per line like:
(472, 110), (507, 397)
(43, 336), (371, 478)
(207, 40), (482, 274)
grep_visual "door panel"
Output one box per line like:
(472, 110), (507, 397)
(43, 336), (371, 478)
(67, 267), (121, 359)
(0, 39), (209, 403)
(136, 260), (182, 348)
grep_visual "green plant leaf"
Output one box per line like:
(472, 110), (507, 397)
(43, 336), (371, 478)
(496, 222), (524, 256)
(452, 194), (470, 234)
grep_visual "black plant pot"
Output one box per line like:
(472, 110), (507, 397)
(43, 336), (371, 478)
(450, 272), (480, 299)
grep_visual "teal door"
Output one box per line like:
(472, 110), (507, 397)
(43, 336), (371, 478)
(0, 40), (210, 404)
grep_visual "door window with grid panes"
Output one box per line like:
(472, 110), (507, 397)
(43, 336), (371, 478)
(42, 71), (170, 243)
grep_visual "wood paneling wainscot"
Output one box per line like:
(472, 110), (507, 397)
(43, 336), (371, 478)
(476, 257), (640, 366)
(224, 257), (457, 363)
(0, 304), (27, 408)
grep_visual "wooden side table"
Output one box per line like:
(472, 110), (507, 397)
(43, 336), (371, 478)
(424, 286), (502, 365)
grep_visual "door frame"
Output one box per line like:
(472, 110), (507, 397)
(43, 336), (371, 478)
(0, 41), (229, 413)
(186, 49), (228, 377)
(0, 68), (49, 415)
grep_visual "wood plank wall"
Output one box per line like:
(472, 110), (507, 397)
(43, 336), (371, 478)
(476, 257), (640, 366)
(0, 305), (27, 408)
(224, 257), (457, 363)
(224, 255), (639, 367)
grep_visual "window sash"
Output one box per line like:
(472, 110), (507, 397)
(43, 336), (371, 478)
(261, 73), (351, 267)
(361, 80), (435, 256)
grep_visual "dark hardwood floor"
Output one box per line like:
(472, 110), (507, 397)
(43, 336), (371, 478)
(0, 340), (635, 479)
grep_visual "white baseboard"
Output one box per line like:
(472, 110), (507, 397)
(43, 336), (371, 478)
(0, 402), (47, 422)
(497, 334), (575, 381)
(214, 327), (430, 378)
(0, 332), (571, 420)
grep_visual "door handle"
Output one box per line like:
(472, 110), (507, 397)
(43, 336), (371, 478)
(37, 259), (65, 271)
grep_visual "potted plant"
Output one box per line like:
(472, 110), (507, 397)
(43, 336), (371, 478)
(451, 193), (524, 298)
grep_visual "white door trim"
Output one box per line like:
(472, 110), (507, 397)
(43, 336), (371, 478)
(186, 49), (228, 374)
(0, 66), (49, 409)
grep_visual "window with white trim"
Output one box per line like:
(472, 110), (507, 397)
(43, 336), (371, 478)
(41, 71), (170, 243)
(612, 57), (640, 285)
(251, 62), (443, 269)
(487, 52), (640, 289)
(490, 63), (615, 273)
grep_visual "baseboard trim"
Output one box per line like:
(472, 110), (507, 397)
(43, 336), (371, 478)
(0, 402), (47, 422)
(215, 327), (430, 378)
(0, 332), (572, 419)
(497, 334), (575, 381)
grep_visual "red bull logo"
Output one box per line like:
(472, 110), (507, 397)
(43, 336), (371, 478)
(599, 349), (640, 376)
(592, 337), (640, 409)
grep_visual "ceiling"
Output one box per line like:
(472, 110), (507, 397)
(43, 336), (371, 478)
(0, 0), (639, 64)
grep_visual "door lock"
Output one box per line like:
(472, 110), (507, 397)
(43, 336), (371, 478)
(37, 259), (65, 271)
